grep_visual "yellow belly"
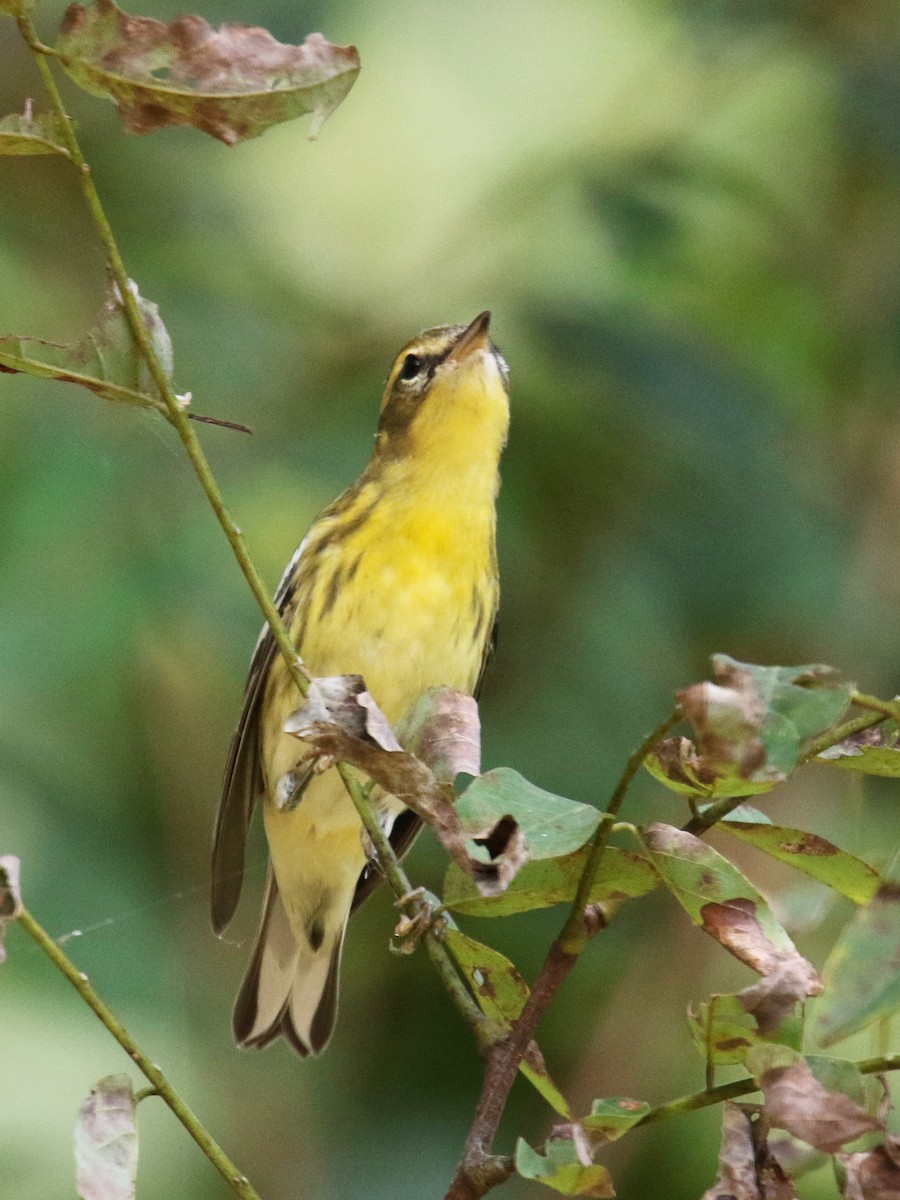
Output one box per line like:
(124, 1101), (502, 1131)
(260, 493), (497, 940)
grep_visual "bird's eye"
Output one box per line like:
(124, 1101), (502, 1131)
(399, 353), (422, 382)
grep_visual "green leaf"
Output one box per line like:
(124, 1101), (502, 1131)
(55, 0), (360, 145)
(688, 990), (803, 1066)
(818, 721), (900, 778)
(456, 769), (601, 861)
(816, 884), (900, 1046)
(443, 928), (571, 1117)
(720, 820), (881, 904)
(443, 845), (658, 918)
(515, 1137), (615, 1197)
(0, 107), (71, 156)
(580, 1097), (650, 1144)
(74, 1074), (138, 1200)
(647, 656), (853, 799)
(0, 279), (173, 415)
(639, 823), (822, 993)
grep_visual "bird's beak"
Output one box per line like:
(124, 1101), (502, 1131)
(445, 311), (492, 364)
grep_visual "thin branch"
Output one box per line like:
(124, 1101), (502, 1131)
(445, 709), (682, 1200)
(16, 906), (261, 1200)
(15, 11), (309, 703)
(560, 707), (681, 955)
(336, 763), (490, 1042)
(639, 1053), (900, 1128)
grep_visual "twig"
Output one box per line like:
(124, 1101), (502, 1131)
(560, 707), (682, 955)
(15, 11), (309, 704)
(336, 763), (490, 1042)
(16, 906), (261, 1200)
(445, 709), (682, 1200)
(638, 1053), (900, 1127)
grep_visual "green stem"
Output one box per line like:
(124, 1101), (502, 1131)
(559, 708), (681, 954)
(804, 709), (885, 760)
(16, 12), (309, 701)
(336, 764), (489, 1041)
(17, 907), (261, 1200)
(851, 691), (900, 721)
(640, 1052), (900, 1127)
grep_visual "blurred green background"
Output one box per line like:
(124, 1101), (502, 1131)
(2, 0), (900, 1196)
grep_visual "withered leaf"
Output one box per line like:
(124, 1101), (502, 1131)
(648, 656), (852, 799)
(56, 0), (360, 144)
(74, 1074), (138, 1200)
(748, 1047), (881, 1153)
(396, 686), (480, 783)
(838, 1138), (900, 1200)
(284, 677), (527, 895)
(701, 1103), (798, 1200)
(0, 855), (22, 964)
(640, 824), (822, 994)
(0, 279), (173, 416)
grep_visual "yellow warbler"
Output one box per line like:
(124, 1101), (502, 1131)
(211, 312), (509, 1054)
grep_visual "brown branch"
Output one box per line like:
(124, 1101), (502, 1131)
(444, 710), (681, 1200)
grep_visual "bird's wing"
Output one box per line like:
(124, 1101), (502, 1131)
(210, 540), (308, 934)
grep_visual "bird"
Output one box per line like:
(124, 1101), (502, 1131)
(211, 312), (510, 1055)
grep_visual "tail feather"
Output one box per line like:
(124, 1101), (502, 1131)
(233, 873), (344, 1056)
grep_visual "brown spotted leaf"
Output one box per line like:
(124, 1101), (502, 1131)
(647, 657), (852, 799)
(0, 104), (71, 156)
(284, 677), (527, 895)
(721, 819), (881, 904)
(74, 1075), (138, 1200)
(0, 856), (22, 964)
(0, 279), (173, 415)
(55, 0), (359, 144)
(640, 823), (822, 994)
(443, 928), (571, 1117)
(747, 1047), (881, 1153)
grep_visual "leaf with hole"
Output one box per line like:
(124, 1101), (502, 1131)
(455, 769), (601, 861)
(443, 845), (658, 918)
(55, 0), (360, 144)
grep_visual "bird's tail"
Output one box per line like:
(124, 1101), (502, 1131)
(232, 872), (344, 1056)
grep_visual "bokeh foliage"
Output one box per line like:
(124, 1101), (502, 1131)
(1, 1), (899, 1197)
